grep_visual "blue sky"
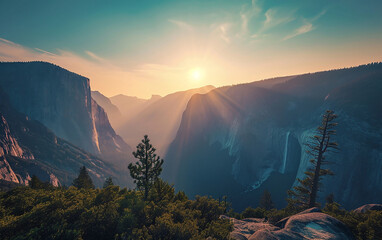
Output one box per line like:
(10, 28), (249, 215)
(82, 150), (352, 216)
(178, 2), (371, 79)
(1, 0), (381, 97)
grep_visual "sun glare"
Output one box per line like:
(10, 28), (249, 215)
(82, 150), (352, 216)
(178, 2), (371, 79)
(190, 68), (204, 81)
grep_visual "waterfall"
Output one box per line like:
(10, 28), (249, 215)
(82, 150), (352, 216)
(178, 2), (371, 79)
(280, 131), (291, 174)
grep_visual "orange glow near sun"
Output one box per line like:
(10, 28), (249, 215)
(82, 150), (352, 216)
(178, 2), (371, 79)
(189, 68), (204, 81)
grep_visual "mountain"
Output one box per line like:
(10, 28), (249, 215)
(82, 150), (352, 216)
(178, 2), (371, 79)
(0, 62), (132, 168)
(91, 90), (122, 128)
(164, 63), (382, 211)
(110, 94), (161, 126)
(117, 85), (215, 155)
(0, 86), (118, 187)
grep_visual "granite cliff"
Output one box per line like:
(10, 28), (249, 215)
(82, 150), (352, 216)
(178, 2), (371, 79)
(164, 63), (382, 210)
(0, 62), (132, 167)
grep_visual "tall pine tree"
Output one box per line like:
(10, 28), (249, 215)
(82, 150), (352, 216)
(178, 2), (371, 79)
(288, 110), (338, 209)
(259, 190), (275, 210)
(128, 135), (164, 200)
(73, 166), (95, 189)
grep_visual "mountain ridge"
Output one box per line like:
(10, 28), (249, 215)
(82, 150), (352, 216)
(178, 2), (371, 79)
(164, 62), (382, 211)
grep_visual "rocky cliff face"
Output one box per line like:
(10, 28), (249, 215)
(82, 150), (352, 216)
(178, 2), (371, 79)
(91, 98), (132, 167)
(0, 86), (118, 187)
(91, 91), (122, 128)
(164, 63), (382, 210)
(0, 62), (132, 167)
(0, 113), (33, 184)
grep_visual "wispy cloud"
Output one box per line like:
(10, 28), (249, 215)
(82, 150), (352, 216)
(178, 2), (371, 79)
(168, 19), (193, 31)
(283, 9), (326, 41)
(262, 8), (295, 31)
(239, 0), (261, 37)
(283, 22), (313, 40)
(211, 22), (233, 44)
(85, 50), (108, 63)
(0, 38), (18, 46)
(35, 48), (57, 56)
(312, 9), (327, 22)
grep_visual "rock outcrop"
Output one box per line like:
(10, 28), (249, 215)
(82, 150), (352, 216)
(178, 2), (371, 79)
(353, 204), (382, 213)
(227, 208), (354, 240)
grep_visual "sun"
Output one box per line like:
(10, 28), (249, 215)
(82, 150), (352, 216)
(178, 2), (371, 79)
(189, 68), (204, 81)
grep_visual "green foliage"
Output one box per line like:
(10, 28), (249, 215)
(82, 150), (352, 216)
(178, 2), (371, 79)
(241, 207), (265, 219)
(28, 175), (54, 190)
(323, 202), (382, 240)
(72, 166), (95, 189)
(128, 135), (164, 200)
(0, 183), (231, 240)
(235, 206), (292, 225)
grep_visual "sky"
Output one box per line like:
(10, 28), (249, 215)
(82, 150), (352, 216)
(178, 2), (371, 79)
(0, 0), (381, 98)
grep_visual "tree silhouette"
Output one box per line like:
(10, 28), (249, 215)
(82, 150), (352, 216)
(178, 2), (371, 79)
(326, 193), (335, 205)
(259, 190), (275, 210)
(29, 175), (43, 189)
(288, 110), (338, 209)
(128, 135), (164, 200)
(103, 177), (114, 188)
(73, 166), (95, 189)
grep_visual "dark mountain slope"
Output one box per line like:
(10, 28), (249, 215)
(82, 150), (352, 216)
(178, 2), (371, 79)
(117, 85), (215, 155)
(165, 63), (382, 210)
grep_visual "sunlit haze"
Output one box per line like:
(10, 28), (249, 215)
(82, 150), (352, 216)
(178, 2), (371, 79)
(190, 68), (204, 81)
(0, 0), (381, 98)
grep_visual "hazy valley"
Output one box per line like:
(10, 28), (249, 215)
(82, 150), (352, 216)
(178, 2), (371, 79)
(0, 61), (381, 239)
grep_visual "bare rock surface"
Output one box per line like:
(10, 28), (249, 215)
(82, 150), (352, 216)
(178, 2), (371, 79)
(353, 204), (382, 213)
(228, 208), (354, 240)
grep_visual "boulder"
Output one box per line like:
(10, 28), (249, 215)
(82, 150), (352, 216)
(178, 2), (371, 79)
(229, 208), (355, 240)
(353, 204), (382, 213)
(275, 207), (321, 228)
(221, 216), (279, 240)
(250, 212), (354, 240)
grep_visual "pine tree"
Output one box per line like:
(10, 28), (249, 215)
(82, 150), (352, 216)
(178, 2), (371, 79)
(103, 177), (114, 188)
(326, 193), (334, 204)
(128, 135), (164, 200)
(288, 110), (338, 209)
(73, 166), (95, 189)
(29, 175), (43, 189)
(259, 190), (275, 210)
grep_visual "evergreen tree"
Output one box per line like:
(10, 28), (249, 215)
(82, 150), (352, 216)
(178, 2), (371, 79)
(259, 190), (275, 210)
(288, 110), (338, 209)
(73, 166), (95, 189)
(128, 135), (164, 200)
(326, 193), (334, 204)
(103, 177), (114, 188)
(29, 175), (43, 189)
